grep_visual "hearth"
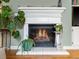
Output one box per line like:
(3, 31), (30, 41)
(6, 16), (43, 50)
(29, 24), (56, 47)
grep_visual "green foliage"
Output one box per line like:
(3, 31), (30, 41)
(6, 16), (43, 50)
(0, 0), (25, 40)
(14, 11), (25, 28)
(2, 6), (12, 19)
(18, 11), (25, 17)
(55, 24), (63, 32)
(0, 6), (12, 28)
(2, 0), (10, 3)
(12, 30), (20, 39)
(0, 14), (2, 28)
(7, 21), (15, 31)
(20, 38), (35, 51)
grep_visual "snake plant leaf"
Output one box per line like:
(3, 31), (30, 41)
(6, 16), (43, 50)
(12, 30), (20, 39)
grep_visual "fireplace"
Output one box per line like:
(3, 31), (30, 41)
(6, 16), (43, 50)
(16, 7), (68, 55)
(21, 7), (66, 48)
(29, 24), (56, 47)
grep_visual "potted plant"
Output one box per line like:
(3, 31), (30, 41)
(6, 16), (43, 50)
(54, 24), (63, 33)
(0, 0), (25, 39)
(0, 1), (20, 38)
(0, 0), (26, 48)
(17, 38), (35, 51)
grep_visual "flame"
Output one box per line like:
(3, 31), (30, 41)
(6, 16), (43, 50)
(35, 29), (49, 41)
(38, 29), (42, 37)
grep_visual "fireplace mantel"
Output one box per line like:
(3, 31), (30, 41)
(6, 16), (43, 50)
(18, 7), (66, 24)
(18, 7), (66, 10)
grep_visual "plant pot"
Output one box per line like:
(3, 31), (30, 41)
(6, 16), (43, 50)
(0, 29), (11, 48)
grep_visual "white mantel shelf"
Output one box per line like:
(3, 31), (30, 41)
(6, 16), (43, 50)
(18, 7), (66, 24)
(18, 7), (66, 10)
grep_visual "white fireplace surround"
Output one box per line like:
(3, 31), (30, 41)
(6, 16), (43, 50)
(16, 7), (69, 55)
(19, 7), (65, 48)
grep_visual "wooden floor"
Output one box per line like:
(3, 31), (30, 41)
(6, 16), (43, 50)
(6, 49), (79, 59)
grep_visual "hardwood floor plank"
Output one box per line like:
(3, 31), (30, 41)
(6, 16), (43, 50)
(6, 49), (79, 59)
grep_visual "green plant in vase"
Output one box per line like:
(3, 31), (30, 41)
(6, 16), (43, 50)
(55, 24), (63, 33)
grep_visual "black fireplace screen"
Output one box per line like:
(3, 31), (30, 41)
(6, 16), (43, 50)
(29, 24), (56, 47)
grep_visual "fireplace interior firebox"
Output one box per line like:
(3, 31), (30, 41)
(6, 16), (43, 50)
(29, 24), (56, 47)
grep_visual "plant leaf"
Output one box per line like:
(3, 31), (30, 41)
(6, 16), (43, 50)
(12, 30), (20, 39)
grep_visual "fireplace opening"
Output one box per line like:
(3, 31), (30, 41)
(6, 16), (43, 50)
(29, 24), (56, 47)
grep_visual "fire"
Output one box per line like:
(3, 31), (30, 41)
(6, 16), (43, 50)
(34, 29), (49, 41)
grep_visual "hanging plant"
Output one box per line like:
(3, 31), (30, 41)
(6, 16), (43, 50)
(14, 11), (25, 28)
(12, 30), (20, 39)
(2, 0), (10, 3)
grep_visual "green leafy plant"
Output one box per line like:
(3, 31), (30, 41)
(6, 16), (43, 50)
(14, 11), (25, 28)
(12, 30), (20, 39)
(0, 0), (25, 39)
(18, 38), (35, 51)
(2, 0), (10, 3)
(55, 24), (63, 32)
(1, 5), (12, 28)
(2, 6), (12, 19)
(0, 14), (2, 28)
